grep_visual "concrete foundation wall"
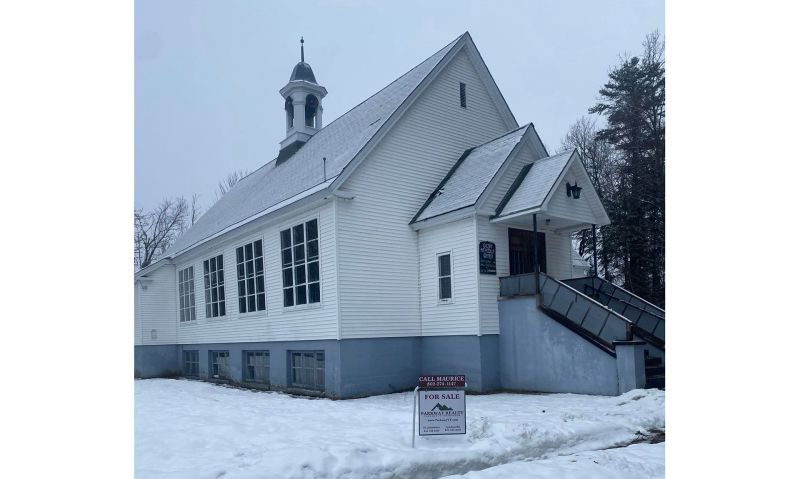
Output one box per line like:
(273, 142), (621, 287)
(134, 345), (181, 378)
(498, 296), (619, 395)
(137, 335), (500, 399)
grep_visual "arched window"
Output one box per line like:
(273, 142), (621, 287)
(305, 94), (319, 128)
(285, 97), (294, 130)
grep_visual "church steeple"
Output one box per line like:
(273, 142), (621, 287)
(278, 37), (327, 163)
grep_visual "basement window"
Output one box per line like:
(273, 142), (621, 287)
(210, 351), (230, 379)
(236, 239), (266, 313)
(244, 351), (270, 384)
(438, 252), (453, 303)
(290, 351), (325, 391)
(178, 266), (196, 322)
(203, 254), (226, 318)
(183, 350), (199, 377)
(459, 82), (467, 108)
(280, 219), (321, 307)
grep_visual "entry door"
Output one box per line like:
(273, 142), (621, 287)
(508, 228), (547, 276)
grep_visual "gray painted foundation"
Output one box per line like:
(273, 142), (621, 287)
(134, 345), (181, 378)
(614, 340), (647, 393)
(135, 335), (500, 399)
(498, 296), (620, 395)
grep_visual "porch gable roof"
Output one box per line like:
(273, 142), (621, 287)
(493, 150), (610, 226)
(410, 124), (534, 225)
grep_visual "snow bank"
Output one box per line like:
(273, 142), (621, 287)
(440, 443), (665, 478)
(135, 379), (664, 478)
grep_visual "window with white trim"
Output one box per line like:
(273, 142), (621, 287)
(210, 350), (230, 379)
(280, 219), (320, 307)
(236, 240), (265, 313)
(203, 254), (226, 317)
(437, 252), (452, 303)
(244, 351), (270, 384)
(178, 266), (196, 322)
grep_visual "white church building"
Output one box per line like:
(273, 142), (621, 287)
(134, 33), (665, 398)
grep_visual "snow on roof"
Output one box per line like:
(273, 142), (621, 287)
(412, 125), (530, 223)
(496, 150), (574, 218)
(166, 34), (464, 256)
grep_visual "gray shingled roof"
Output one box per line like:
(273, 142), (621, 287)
(412, 125), (530, 223)
(166, 35), (463, 256)
(496, 150), (574, 217)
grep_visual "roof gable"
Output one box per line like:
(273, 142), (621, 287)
(165, 34), (466, 257)
(494, 150), (610, 226)
(411, 125), (530, 224)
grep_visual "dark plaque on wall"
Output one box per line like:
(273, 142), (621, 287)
(479, 241), (496, 275)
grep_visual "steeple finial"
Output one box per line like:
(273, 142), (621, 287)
(300, 36), (304, 62)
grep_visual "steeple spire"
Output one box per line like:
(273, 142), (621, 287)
(300, 36), (304, 62)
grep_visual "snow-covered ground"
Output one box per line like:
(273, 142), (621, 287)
(135, 379), (664, 479)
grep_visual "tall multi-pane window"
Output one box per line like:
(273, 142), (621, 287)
(290, 351), (325, 390)
(437, 252), (452, 303)
(203, 254), (226, 317)
(236, 240), (265, 313)
(280, 219), (320, 307)
(210, 351), (230, 379)
(244, 351), (270, 384)
(183, 350), (199, 377)
(178, 266), (196, 322)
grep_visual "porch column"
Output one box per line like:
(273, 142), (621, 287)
(592, 224), (598, 277)
(532, 214), (540, 294)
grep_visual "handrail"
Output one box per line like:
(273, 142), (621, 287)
(570, 276), (665, 316)
(578, 283), (665, 336)
(538, 274), (634, 346)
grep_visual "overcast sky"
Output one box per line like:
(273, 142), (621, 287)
(135, 0), (664, 211)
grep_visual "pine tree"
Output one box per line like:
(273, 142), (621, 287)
(588, 31), (665, 306)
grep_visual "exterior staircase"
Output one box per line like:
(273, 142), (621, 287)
(500, 272), (665, 390)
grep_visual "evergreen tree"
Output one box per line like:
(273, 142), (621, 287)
(588, 31), (665, 306)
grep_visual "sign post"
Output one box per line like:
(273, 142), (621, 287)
(412, 375), (466, 447)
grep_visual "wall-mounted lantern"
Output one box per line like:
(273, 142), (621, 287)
(566, 182), (582, 199)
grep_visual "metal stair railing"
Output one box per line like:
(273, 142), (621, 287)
(562, 276), (665, 343)
(538, 273), (634, 348)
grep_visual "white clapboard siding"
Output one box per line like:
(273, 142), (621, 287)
(476, 217), (509, 335)
(135, 265), (178, 345)
(475, 218), (574, 334)
(482, 143), (538, 213)
(336, 49), (513, 338)
(173, 200), (339, 344)
(544, 161), (602, 224)
(545, 231), (573, 281)
(418, 217), (479, 336)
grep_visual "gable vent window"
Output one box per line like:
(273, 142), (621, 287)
(178, 266), (196, 322)
(280, 219), (321, 307)
(438, 252), (453, 303)
(459, 82), (467, 108)
(203, 254), (226, 318)
(236, 239), (266, 313)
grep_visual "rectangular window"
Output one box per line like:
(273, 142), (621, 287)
(280, 219), (321, 307)
(244, 351), (270, 384)
(183, 350), (199, 377)
(459, 82), (467, 108)
(236, 240), (266, 313)
(178, 266), (196, 322)
(290, 351), (325, 390)
(438, 252), (452, 302)
(210, 350), (230, 379)
(203, 254), (226, 317)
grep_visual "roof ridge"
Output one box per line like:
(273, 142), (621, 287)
(470, 123), (530, 150)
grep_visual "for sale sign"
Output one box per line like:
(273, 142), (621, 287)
(418, 389), (466, 435)
(418, 375), (466, 388)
